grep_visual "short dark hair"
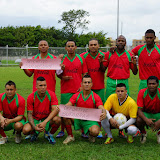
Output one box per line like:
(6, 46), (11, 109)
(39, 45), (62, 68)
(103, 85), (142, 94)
(116, 83), (126, 88)
(66, 40), (76, 46)
(89, 38), (99, 44)
(82, 74), (92, 81)
(147, 76), (159, 84)
(36, 77), (46, 82)
(145, 29), (155, 36)
(5, 80), (16, 88)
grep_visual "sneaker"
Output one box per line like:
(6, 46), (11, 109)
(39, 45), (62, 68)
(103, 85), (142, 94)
(81, 133), (89, 138)
(0, 137), (8, 144)
(25, 134), (32, 140)
(97, 131), (103, 138)
(30, 133), (39, 142)
(89, 135), (96, 143)
(133, 130), (141, 137)
(104, 137), (114, 144)
(56, 131), (65, 138)
(156, 133), (160, 144)
(44, 131), (49, 139)
(63, 135), (75, 144)
(140, 133), (147, 144)
(127, 135), (133, 143)
(119, 130), (127, 139)
(47, 133), (56, 145)
(15, 134), (22, 144)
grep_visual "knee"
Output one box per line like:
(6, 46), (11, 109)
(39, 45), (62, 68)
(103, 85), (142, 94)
(127, 126), (137, 135)
(90, 126), (100, 136)
(22, 125), (32, 135)
(53, 116), (61, 125)
(14, 122), (23, 131)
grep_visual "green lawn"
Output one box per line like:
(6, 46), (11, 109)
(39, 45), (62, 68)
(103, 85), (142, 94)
(0, 67), (160, 160)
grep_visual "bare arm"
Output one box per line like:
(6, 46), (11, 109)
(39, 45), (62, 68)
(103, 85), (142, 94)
(130, 55), (138, 75)
(4, 115), (23, 127)
(99, 55), (107, 72)
(28, 111), (36, 129)
(19, 62), (33, 77)
(98, 105), (106, 121)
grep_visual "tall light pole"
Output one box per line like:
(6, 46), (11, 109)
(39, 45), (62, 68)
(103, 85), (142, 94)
(117, 0), (119, 38)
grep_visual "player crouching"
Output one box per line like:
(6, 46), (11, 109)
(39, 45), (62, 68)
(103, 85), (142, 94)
(0, 81), (26, 144)
(22, 77), (61, 144)
(102, 83), (138, 144)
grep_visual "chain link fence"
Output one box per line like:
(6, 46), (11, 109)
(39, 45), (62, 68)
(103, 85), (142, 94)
(0, 45), (110, 66)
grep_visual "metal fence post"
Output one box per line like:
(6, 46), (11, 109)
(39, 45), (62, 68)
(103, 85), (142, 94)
(85, 44), (88, 52)
(26, 44), (28, 58)
(6, 45), (8, 65)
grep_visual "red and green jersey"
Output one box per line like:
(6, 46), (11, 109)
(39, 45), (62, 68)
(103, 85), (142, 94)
(80, 51), (105, 90)
(132, 44), (160, 80)
(61, 54), (88, 93)
(69, 91), (103, 109)
(0, 93), (25, 119)
(27, 90), (58, 120)
(137, 88), (160, 114)
(104, 50), (134, 79)
(29, 53), (57, 92)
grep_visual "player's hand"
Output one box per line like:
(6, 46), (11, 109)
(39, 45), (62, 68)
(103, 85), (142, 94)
(62, 76), (73, 81)
(130, 55), (137, 65)
(100, 112), (106, 121)
(0, 117), (6, 128)
(109, 46), (117, 54)
(152, 120), (160, 132)
(98, 55), (107, 63)
(109, 118), (119, 129)
(4, 118), (12, 127)
(58, 54), (64, 60)
(19, 62), (23, 68)
(35, 124), (45, 132)
(60, 64), (65, 70)
(145, 118), (155, 127)
(56, 105), (60, 112)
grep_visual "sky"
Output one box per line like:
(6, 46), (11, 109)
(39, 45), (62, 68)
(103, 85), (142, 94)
(0, 0), (160, 46)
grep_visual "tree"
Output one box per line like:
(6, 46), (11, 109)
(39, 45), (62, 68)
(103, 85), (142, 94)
(58, 9), (90, 38)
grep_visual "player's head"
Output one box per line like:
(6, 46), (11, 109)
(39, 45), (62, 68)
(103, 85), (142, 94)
(88, 38), (99, 54)
(145, 29), (156, 45)
(116, 83), (127, 100)
(147, 76), (159, 93)
(116, 35), (126, 50)
(5, 80), (16, 99)
(38, 40), (49, 54)
(82, 74), (93, 91)
(65, 40), (77, 54)
(36, 77), (47, 94)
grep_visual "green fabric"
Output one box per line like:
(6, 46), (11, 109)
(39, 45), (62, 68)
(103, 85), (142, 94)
(61, 93), (74, 104)
(138, 45), (146, 57)
(74, 119), (99, 135)
(138, 80), (160, 91)
(4, 119), (26, 131)
(105, 77), (130, 100)
(143, 112), (160, 122)
(92, 89), (105, 104)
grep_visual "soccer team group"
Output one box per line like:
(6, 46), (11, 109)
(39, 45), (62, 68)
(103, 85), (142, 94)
(0, 29), (160, 145)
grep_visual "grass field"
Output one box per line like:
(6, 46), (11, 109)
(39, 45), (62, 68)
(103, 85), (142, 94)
(0, 67), (160, 160)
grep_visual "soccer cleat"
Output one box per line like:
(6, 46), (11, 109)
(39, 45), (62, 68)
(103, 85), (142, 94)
(89, 135), (96, 143)
(56, 131), (65, 138)
(63, 135), (75, 144)
(119, 130), (127, 139)
(140, 133), (147, 144)
(47, 133), (56, 145)
(81, 133), (89, 138)
(156, 133), (160, 144)
(15, 134), (22, 144)
(127, 135), (134, 143)
(25, 134), (32, 140)
(133, 130), (141, 137)
(44, 131), (49, 139)
(97, 131), (103, 138)
(30, 133), (39, 142)
(0, 137), (8, 145)
(104, 137), (114, 144)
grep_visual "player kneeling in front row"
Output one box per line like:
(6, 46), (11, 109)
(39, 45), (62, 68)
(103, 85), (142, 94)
(101, 83), (138, 144)
(61, 74), (106, 144)
(136, 76), (160, 144)
(0, 81), (26, 144)
(22, 77), (61, 144)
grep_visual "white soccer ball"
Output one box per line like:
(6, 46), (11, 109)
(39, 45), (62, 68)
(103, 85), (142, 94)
(113, 113), (127, 126)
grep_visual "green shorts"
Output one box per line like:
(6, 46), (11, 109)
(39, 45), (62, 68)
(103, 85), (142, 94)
(92, 89), (105, 104)
(26, 118), (50, 134)
(139, 80), (160, 91)
(61, 93), (74, 104)
(74, 119), (99, 135)
(105, 77), (130, 100)
(143, 112), (160, 122)
(4, 119), (26, 131)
